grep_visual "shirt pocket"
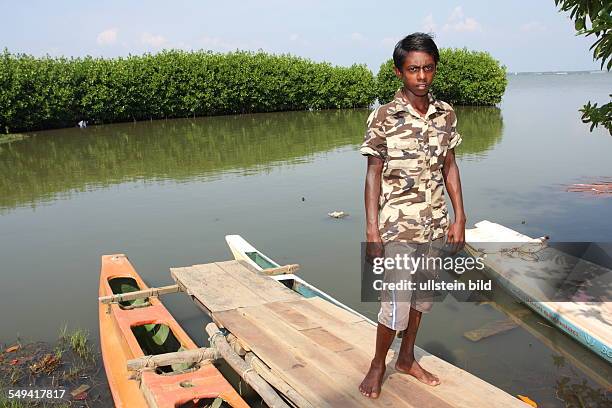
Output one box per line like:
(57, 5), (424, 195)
(385, 136), (425, 175)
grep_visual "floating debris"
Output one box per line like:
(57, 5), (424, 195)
(5, 344), (21, 353)
(517, 394), (537, 407)
(463, 319), (517, 342)
(566, 181), (612, 195)
(71, 384), (91, 399)
(30, 353), (62, 375)
(328, 211), (348, 219)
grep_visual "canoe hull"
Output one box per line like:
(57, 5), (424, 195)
(99, 254), (248, 408)
(465, 220), (612, 365)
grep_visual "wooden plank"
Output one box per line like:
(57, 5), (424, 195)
(407, 347), (527, 408)
(300, 327), (354, 353)
(225, 306), (376, 407)
(306, 296), (365, 323)
(205, 322), (290, 408)
(463, 319), (518, 342)
(236, 304), (445, 408)
(266, 300), (397, 364)
(170, 264), (264, 313)
(98, 284), (181, 304)
(127, 347), (219, 371)
(242, 304), (462, 408)
(172, 259), (528, 407)
(265, 301), (323, 331)
(299, 333), (497, 408)
(215, 261), (301, 304)
(274, 300), (525, 408)
(298, 329), (451, 408)
(215, 308), (375, 408)
(282, 300), (379, 352)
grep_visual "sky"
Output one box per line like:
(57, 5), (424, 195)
(0, 0), (605, 73)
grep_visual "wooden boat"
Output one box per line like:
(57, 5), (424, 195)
(98, 254), (249, 408)
(465, 220), (612, 365)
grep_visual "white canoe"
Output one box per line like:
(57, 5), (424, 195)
(224, 235), (373, 324)
(465, 220), (612, 364)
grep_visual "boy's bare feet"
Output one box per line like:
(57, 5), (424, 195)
(359, 360), (386, 398)
(395, 358), (440, 386)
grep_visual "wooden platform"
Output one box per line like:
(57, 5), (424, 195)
(171, 260), (528, 408)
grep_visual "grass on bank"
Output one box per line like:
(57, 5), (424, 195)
(0, 326), (106, 407)
(58, 326), (93, 363)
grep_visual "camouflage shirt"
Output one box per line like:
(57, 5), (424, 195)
(360, 89), (462, 243)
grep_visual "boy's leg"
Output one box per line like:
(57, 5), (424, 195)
(359, 240), (414, 398)
(359, 323), (396, 398)
(395, 307), (440, 386)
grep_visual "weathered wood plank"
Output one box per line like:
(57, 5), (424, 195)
(216, 308), (371, 408)
(245, 352), (314, 408)
(171, 260), (527, 408)
(215, 261), (301, 304)
(127, 347), (219, 371)
(170, 263), (264, 312)
(305, 296), (366, 323)
(300, 327), (354, 353)
(407, 347), (528, 408)
(98, 284), (181, 304)
(266, 299), (397, 364)
(205, 322), (290, 408)
(463, 319), (518, 342)
(269, 300), (524, 408)
(237, 304), (437, 408)
(264, 301), (322, 331)
(274, 301), (495, 408)
(247, 304), (460, 408)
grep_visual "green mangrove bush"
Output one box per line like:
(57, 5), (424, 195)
(376, 48), (507, 106)
(0, 47), (508, 133)
(0, 49), (376, 133)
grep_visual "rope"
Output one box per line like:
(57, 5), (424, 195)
(143, 355), (155, 369)
(208, 331), (225, 347)
(477, 241), (547, 262)
(242, 367), (255, 378)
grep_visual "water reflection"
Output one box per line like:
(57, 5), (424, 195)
(0, 110), (367, 211)
(455, 106), (504, 160)
(1, 106), (506, 212)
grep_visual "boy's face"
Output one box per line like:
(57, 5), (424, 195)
(393, 51), (436, 97)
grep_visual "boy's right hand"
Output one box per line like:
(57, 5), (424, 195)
(365, 235), (383, 264)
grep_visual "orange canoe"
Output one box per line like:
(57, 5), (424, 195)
(99, 254), (249, 408)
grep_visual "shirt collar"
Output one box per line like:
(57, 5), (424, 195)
(389, 88), (446, 119)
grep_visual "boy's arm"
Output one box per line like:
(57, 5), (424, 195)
(442, 149), (466, 251)
(365, 156), (384, 258)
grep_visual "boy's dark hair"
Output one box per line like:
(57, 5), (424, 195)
(393, 33), (439, 70)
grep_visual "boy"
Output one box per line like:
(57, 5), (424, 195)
(359, 32), (466, 399)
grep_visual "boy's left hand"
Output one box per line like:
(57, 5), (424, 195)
(447, 221), (465, 254)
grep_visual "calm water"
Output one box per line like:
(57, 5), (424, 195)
(1, 72), (611, 407)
